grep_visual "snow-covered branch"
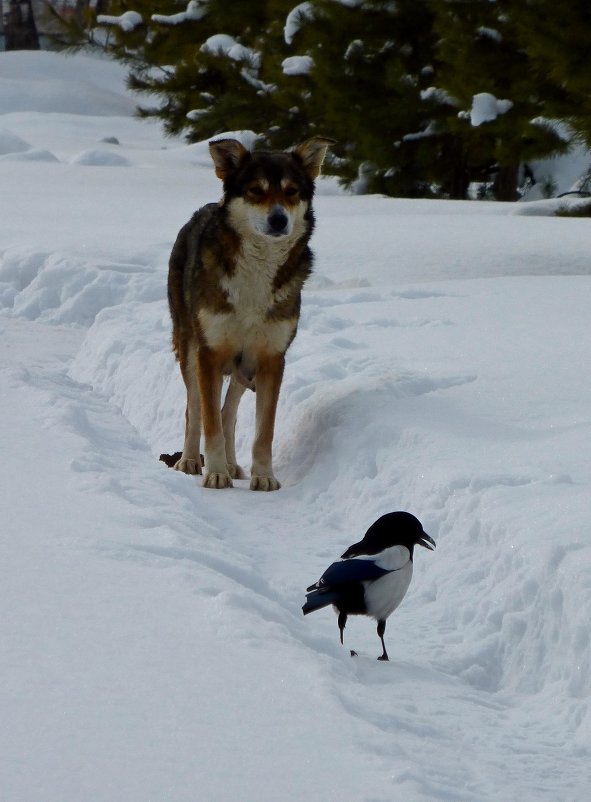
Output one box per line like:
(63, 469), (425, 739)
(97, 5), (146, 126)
(460, 93), (514, 127)
(201, 34), (261, 69)
(96, 11), (143, 32)
(420, 86), (459, 107)
(284, 2), (315, 45)
(282, 55), (314, 76)
(152, 1), (208, 26)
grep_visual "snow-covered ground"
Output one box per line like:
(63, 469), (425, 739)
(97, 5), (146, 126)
(1, 51), (590, 802)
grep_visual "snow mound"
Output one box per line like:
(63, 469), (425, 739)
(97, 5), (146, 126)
(0, 51), (137, 116)
(208, 130), (261, 150)
(0, 148), (59, 163)
(0, 128), (30, 155)
(70, 149), (134, 167)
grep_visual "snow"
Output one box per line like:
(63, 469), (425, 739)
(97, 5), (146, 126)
(523, 135), (591, 200)
(466, 92), (514, 127)
(96, 11), (144, 32)
(152, 0), (208, 25)
(0, 127), (30, 154)
(282, 54), (314, 76)
(477, 26), (503, 43)
(1, 50), (591, 802)
(420, 86), (458, 106)
(402, 122), (438, 142)
(201, 34), (260, 67)
(284, 2), (315, 45)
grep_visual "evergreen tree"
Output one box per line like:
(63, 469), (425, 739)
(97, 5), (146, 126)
(511, 0), (591, 150)
(431, 0), (570, 200)
(52, 0), (587, 200)
(90, 1), (282, 140)
(281, 0), (456, 196)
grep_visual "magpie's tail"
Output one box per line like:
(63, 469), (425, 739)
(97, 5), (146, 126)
(302, 589), (341, 615)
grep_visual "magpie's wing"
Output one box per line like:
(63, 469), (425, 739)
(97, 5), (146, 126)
(302, 589), (343, 615)
(302, 559), (391, 615)
(309, 559), (391, 591)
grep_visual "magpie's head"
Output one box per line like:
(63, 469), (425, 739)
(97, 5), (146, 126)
(341, 511), (436, 559)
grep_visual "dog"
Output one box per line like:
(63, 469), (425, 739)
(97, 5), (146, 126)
(165, 136), (333, 490)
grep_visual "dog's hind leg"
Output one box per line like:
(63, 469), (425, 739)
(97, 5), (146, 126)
(250, 353), (284, 491)
(222, 377), (247, 480)
(174, 343), (202, 475)
(198, 346), (233, 489)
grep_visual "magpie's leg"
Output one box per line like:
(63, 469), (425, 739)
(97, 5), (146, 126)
(338, 611), (358, 656)
(377, 620), (389, 661)
(338, 611), (347, 645)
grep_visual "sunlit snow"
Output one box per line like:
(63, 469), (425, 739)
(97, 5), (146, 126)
(1, 50), (590, 802)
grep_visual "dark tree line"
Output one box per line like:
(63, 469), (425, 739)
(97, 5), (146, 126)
(55, 0), (591, 200)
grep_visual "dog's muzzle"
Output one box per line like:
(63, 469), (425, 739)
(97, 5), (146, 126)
(267, 206), (290, 236)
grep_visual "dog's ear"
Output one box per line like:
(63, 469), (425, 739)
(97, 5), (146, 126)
(292, 137), (336, 180)
(209, 139), (250, 181)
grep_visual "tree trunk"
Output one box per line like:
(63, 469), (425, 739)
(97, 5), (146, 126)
(493, 164), (519, 202)
(4, 0), (39, 50)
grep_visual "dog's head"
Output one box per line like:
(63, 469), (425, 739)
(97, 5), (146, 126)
(209, 137), (334, 239)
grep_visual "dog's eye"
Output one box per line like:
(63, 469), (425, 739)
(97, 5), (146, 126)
(247, 185), (265, 198)
(284, 186), (299, 198)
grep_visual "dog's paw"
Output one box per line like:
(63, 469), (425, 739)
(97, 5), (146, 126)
(227, 463), (246, 480)
(250, 474), (281, 491)
(173, 457), (202, 475)
(203, 471), (233, 489)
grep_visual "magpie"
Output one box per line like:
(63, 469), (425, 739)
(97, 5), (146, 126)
(302, 511), (435, 660)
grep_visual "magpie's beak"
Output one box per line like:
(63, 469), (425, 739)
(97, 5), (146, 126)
(417, 532), (436, 550)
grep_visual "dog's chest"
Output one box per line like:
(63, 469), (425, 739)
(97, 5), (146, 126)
(225, 243), (286, 316)
(199, 239), (297, 354)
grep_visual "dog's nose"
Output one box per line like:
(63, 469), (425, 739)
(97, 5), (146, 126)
(268, 210), (289, 234)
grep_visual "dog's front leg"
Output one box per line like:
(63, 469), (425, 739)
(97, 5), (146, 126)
(197, 346), (233, 489)
(251, 353), (284, 491)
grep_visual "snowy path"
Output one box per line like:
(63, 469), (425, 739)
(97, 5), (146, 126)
(2, 288), (589, 800)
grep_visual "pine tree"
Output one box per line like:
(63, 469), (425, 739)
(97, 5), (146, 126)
(89, 1), (281, 140)
(511, 0), (591, 150)
(280, 0), (451, 196)
(431, 0), (570, 200)
(51, 0), (587, 200)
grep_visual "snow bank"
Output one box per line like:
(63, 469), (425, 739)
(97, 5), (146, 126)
(69, 149), (134, 167)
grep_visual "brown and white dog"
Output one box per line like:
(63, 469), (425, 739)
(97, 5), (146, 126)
(166, 136), (333, 490)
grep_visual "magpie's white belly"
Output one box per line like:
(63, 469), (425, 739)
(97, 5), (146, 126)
(363, 560), (413, 621)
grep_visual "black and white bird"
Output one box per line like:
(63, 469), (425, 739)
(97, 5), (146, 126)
(302, 511), (435, 660)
